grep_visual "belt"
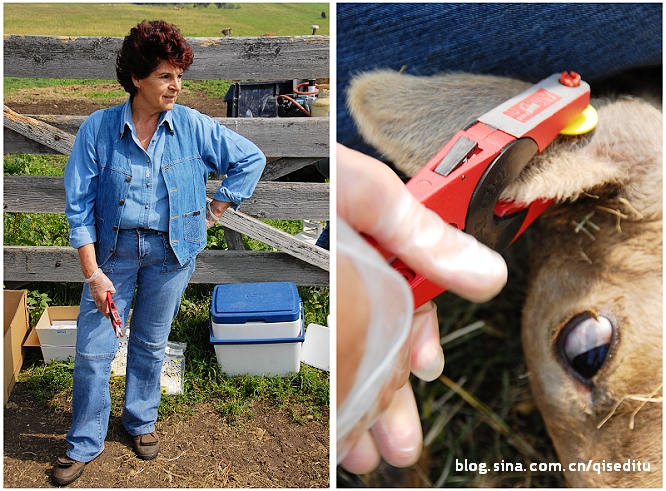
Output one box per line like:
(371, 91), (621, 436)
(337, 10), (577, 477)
(120, 228), (168, 235)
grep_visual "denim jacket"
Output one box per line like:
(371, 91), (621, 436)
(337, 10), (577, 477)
(65, 102), (266, 267)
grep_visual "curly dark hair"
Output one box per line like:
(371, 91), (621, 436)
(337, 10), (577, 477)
(116, 20), (194, 97)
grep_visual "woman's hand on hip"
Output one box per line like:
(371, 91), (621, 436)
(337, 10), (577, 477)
(206, 199), (233, 229)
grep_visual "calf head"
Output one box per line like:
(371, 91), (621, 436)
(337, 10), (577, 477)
(346, 70), (662, 486)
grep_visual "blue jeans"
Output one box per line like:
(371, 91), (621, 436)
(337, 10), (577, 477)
(66, 229), (195, 462)
(315, 221), (330, 250)
(337, 3), (662, 154)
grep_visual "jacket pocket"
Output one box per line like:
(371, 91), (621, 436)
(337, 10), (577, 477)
(182, 206), (207, 244)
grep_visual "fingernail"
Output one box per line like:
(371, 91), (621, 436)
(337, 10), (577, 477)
(339, 430), (382, 474)
(410, 302), (444, 381)
(371, 383), (423, 467)
(470, 240), (507, 282)
(441, 239), (508, 302)
(411, 343), (444, 382)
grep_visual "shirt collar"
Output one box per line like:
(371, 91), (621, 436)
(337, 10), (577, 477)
(119, 97), (175, 138)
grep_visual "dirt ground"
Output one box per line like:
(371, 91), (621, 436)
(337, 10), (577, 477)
(4, 382), (329, 488)
(3, 85), (330, 488)
(4, 82), (227, 118)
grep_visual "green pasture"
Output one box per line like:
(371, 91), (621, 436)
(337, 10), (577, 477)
(3, 2), (330, 37)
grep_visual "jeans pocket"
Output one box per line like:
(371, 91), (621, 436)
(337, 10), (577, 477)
(162, 235), (196, 274)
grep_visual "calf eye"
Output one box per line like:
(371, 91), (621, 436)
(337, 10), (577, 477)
(559, 314), (613, 379)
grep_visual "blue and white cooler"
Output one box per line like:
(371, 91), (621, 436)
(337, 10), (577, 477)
(209, 281), (304, 376)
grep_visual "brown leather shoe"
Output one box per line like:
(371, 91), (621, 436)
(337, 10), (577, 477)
(52, 456), (86, 486)
(133, 431), (160, 460)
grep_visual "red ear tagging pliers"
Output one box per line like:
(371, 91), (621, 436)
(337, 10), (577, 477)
(107, 291), (123, 338)
(382, 72), (593, 308)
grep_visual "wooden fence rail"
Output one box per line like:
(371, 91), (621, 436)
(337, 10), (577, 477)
(4, 35), (329, 81)
(4, 177), (329, 220)
(4, 114), (329, 158)
(4, 34), (330, 287)
(4, 247), (328, 286)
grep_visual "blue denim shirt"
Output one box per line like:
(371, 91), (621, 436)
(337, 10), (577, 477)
(65, 100), (266, 266)
(117, 100), (171, 231)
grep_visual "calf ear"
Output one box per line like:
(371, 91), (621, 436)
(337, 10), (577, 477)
(503, 98), (662, 220)
(347, 69), (531, 177)
(347, 70), (662, 217)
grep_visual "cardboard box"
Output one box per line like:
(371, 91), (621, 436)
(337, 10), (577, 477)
(35, 306), (79, 348)
(4, 290), (30, 405)
(24, 306), (79, 364)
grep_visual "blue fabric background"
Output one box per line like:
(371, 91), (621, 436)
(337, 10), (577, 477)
(337, 3), (663, 152)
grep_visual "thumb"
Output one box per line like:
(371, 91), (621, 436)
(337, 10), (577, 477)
(337, 144), (507, 303)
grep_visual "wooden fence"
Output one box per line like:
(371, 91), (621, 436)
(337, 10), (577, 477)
(4, 34), (330, 287)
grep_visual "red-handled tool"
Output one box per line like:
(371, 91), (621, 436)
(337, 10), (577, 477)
(106, 291), (123, 338)
(381, 72), (594, 308)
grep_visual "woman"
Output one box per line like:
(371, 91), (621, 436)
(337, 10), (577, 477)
(54, 20), (265, 485)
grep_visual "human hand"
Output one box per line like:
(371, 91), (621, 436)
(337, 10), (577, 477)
(337, 143), (508, 473)
(86, 268), (116, 317)
(206, 199), (233, 229)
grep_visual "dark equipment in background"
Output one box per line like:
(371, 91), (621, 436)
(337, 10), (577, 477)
(225, 79), (323, 118)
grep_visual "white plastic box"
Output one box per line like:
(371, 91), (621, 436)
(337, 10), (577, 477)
(210, 282), (304, 376)
(31, 306), (79, 363)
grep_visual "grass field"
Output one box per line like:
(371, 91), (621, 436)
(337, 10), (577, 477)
(4, 2), (330, 37)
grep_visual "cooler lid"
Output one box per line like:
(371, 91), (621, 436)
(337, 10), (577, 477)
(211, 282), (301, 324)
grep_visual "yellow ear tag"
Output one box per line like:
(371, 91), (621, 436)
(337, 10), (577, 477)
(560, 104), (598, 135)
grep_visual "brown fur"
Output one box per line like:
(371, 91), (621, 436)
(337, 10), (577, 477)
(347, 70), (663, 486)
